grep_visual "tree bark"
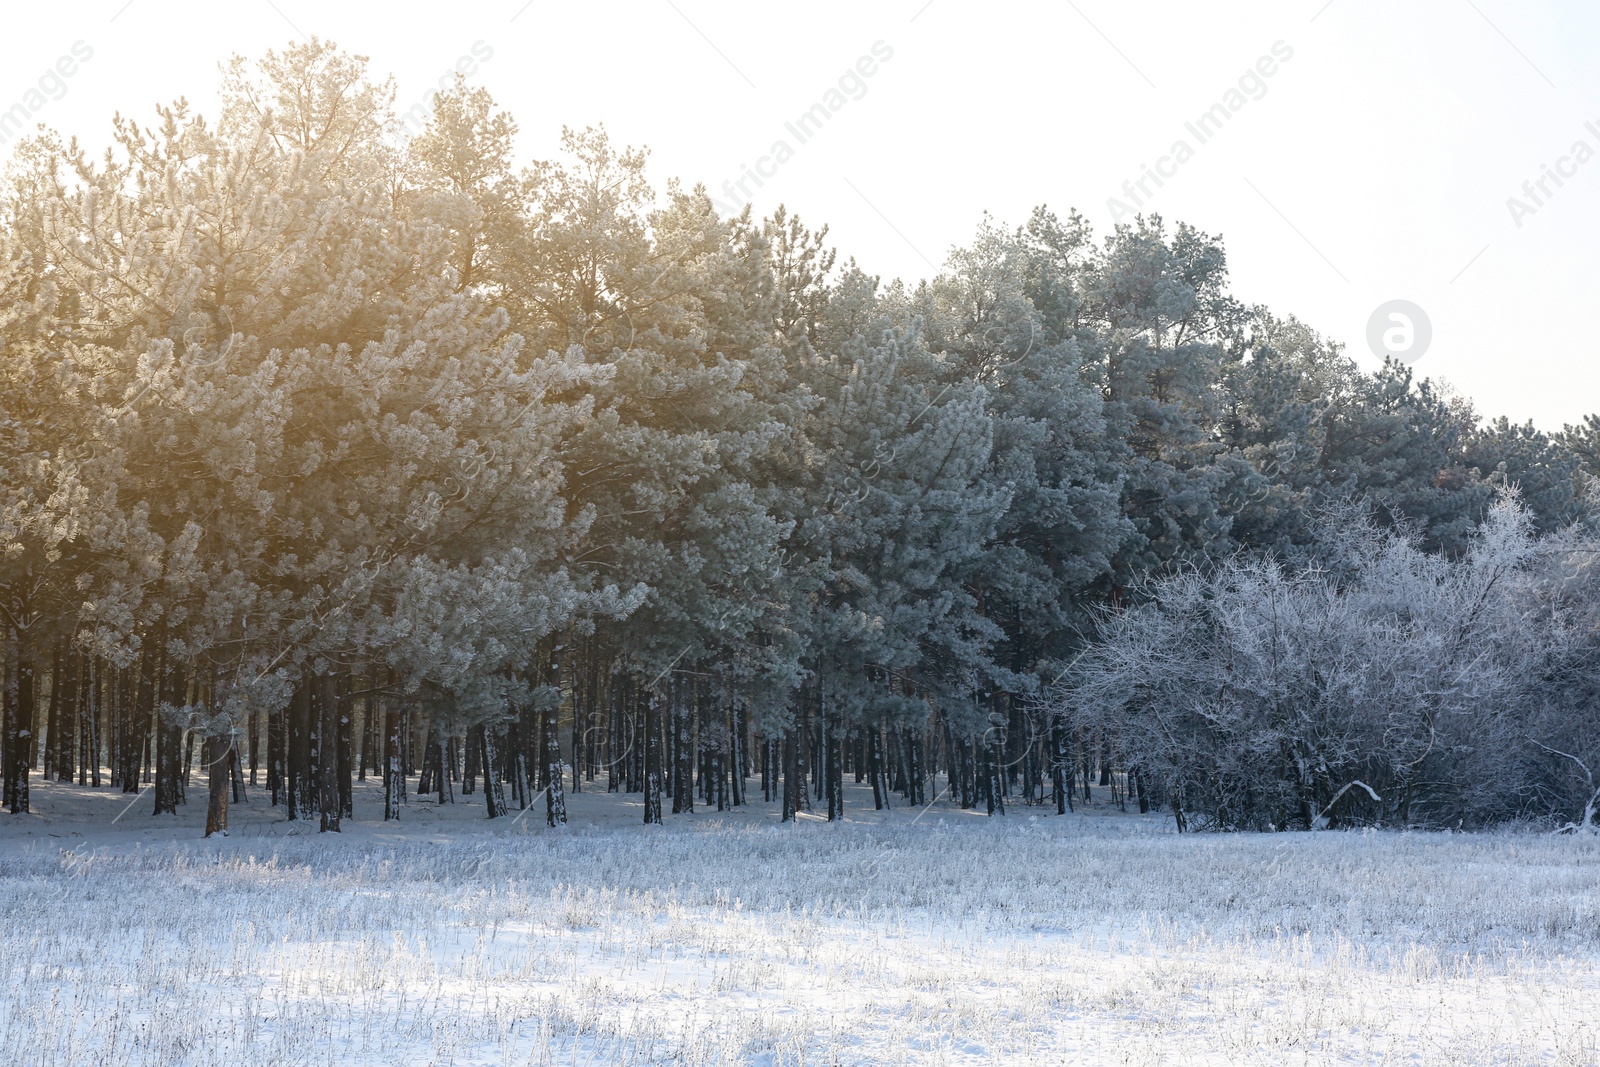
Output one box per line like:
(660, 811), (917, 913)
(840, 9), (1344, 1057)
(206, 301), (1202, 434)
(642, 685), (662, 825)
(479, 724), (507, 818)
(781, 724), (799, 822)
(204, 733), (230, 836)
(671, 678), (693, 816)
(383, 696), (403, 821)
(904, 729), (925, 807)
(1052, 716), (1070, 814)
(729, 699), (745, 807)
(869, 726), (887, 811)
(318, 673), (342, 832)
(826, 715), (844, 822)
(337, 681), (353, 819)
(545, 657), (567, 826)
(986, 714), (1005, 816)
(125, 653), (156, 794)
(287, 678), (310, 820)
(571, 644), (586, 795)
(267, 702), (284, 806)
(45, 642), (64, 781)
(3, 622), (34, 813)
(152, 652), (184, 816)
(81, 656), (99, 787)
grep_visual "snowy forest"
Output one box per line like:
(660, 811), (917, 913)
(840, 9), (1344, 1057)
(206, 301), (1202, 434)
(5, 38), (1600, 839)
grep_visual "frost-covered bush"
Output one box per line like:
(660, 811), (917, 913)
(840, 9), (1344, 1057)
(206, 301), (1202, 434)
(1055, 497), (1594, 831)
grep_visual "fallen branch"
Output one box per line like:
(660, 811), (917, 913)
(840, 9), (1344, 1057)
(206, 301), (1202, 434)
(1311, 780), (1382, 829)
(1530, 738), (1600, 835)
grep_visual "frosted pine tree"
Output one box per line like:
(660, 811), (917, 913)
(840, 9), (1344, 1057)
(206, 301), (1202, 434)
(791, 279), (1008, 819)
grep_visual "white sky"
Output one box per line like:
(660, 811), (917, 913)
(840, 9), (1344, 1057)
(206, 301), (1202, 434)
(5, 0), (1598, 429)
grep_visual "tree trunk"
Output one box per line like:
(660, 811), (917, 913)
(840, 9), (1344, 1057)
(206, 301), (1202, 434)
(826, 714), (844, 822)
(1051, 716), (1070, 814)
(433, 730), (450, 806)
(318, 673), (342, 832)
(671, 680), (692, 816)
(204, 733), (230, 836)
(383, 697), (403, 821)
(480, 724), (507, 818)
(337, 682), (353, 819)
(869, 726), (886, 811)
(246, 711), (259, 787)
(418, 725), (434, 797)
(545, 661), (567, 827)
(267, 702), (284, 806)
(287, 678), (310, 820)
(781, 725), (799, 822)
(83, 657), (100, 787)
(3, 622), (34, 814)
(125, 653), (156, 794)
(904, 729), (925, 807)
(570, 647), (585, 795)
(631, 682), (645, 793)
(462, 721), (479, 795)
(44, 642), (64, 781)
(796, 694), (812, 813)
(152, 652), (184, 816)
(642, 686), (662, 825)
(986, 715), (1005, 816)
(760, 736), (772, 803)
(729, 700), (745, 807)
(607, 675), (621, 793)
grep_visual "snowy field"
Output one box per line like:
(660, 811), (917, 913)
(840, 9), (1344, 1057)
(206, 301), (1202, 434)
(1, 780), (1598, 1066)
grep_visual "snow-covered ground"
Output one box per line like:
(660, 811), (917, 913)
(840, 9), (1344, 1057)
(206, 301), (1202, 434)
(1, 777), (1597, 1066)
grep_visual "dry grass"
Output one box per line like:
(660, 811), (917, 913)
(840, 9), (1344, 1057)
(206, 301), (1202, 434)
(0, 779), (1596, 1065)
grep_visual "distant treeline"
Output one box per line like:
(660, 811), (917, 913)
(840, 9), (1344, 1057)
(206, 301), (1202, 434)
(2, 40), (1596, 834)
